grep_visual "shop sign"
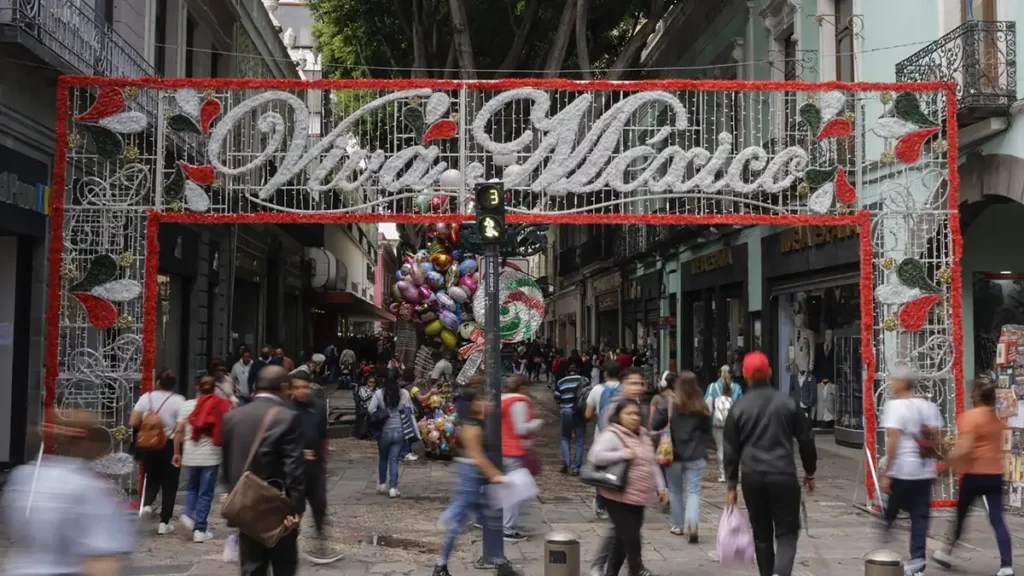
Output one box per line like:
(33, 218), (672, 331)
(658, 316), (676, 326)
(780, 225), (858, 253)
(690, 247), (733, 275)
(597, 291), (618, 311)
(592, 273), (621, 294)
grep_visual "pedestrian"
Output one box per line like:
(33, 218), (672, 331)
(554, 359), (588, 475)
(400, 368), (422, 462)
(616, 347), (633, 370)
(529, 340), (544, 381)
(173, 374), (230, 543)
(275, 347), (295, 372)
(932, 377), (1012, 575)
(705, 364), (742, 482)
(290, 353), (325, 382)
(291, 375), (334, 559)
(210, 359), (239, 407)
(588, 400), (667, 576)
(3, 410), (135, 575)
(231, 348), (253, 405)
(131, 368), (186, 535)
(724, 351), (816, 576)
(324, 341), (340, 383)
(501, 374), (543, 541)
(431, 350), (453, 384)
(652, 371), (710, 541)
(368, 371), (415, 497)
(648, 371), (676, 430)
(248, 345), (280, 393)
(353, 372), (377, 440)
(585, 360), (622, 520)
(879, 367), (945, 576)
(222, 365), (305, 576)
(434, 387), (517, 576)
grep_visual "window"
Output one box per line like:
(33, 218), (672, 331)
(185, 17), (196, 78)
(835, 0), (854, 81)
(154, 0), (167, 76)
(211, 51), (221, 79)
(102, 0), (114, 25)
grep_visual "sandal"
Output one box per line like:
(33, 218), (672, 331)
(669, 526), (683, 536)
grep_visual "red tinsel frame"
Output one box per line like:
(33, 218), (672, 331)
(46, 77), (963, 509)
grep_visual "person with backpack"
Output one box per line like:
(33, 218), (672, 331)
(173, 374), (230, 543)
(554, 360), (589, 475)
(879, 368), (945, 576)
(705, 365), (743, 482)
(130, 369), (186, 534)
(367, 372), (416, 498)
(652, 371), (711, 541)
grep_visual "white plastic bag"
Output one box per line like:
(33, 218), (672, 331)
(716, 507), (755, 566)
(486, 468), (538, 510)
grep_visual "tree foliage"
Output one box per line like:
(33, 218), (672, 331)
(309, 0), (679, 80)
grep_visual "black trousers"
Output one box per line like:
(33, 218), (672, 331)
(306, 459), (328, 533)
(141, 440), (180, 524)
(603, 499), (646, 576)
(883, 478), (932, 563)
(239, 530), (298, 576)
(741, 473), (801, 576)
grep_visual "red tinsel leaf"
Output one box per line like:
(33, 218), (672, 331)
(74, 87), (125, 122)
(835, 168), (857, 204)
(895, 127), (941, 164)
(899, 294), (942, 332)
(71, 292), (118, 330)
(422, 119), (457, 143)
(179, 162), (216, 186)
(817, 117), (852, 140)
(200, 98), (222, 134)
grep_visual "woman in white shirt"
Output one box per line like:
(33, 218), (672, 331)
(130, 369), (186, 535)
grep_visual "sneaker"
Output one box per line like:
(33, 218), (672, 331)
(905, 558), (926, 576)
(376, 483), (388, 494)
(670, 526), (683, 536)
(222, 533), (238, 563)
(193, 530), (214, 543)
(637, 569), (656, 576)
(473, 556), (496, 570)
(688, 530), (699, 544)
(403, 453), (419, 461)
(589, 568), (603, 576)
(560, 464), (569, 475)
(717, 475), (726, 483)
(931, 550), (953, 569)
(503, 530), (527, 542)
(179, 514), (195, 532)
(996, 568), (1014, 576)
(140, 505), (154, 517)
(495, 562), (523, 576)
(389, 488), (401, 498)
(157, 522), (175, 535)
(570, 469), (580, 477)
(433, 565), (453, 576)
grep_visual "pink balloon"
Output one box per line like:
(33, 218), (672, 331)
(398, 280), (420, 303)
(459, 274), (478, 295)
(418, 284), (434, 303)
(411, 270), (426, 286)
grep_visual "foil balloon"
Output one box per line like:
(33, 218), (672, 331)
(427, 241), (447, 255)
(440, 329), (458, 349)
(426, 271), (445, 290)
(418, 262), (434, 273)
(420, 311), (437, 322)
(450, 224), (461, 246)
(400, 263), (412, 276)
(424, 319), (443, 336)
(448, 285), (469, 303)
(459, 321), (478, 339)
(429, 430), (440, 442)
(445, 266), (459, 288)
(459, 259), (478, 276)
(431, 253), (453, 272)
(390, 303), (400, 314)
(411, 270), (425, 286)
(430, 194), (449, 213)
(435, 223), (450, 238)
(391, 283), (402, 302)
(397, 280), (419, 303)
(403, 253), (414, 264)
(439, 310), (459, 332)
(460, 274), (478, 295)
(417, 284), (433, 303)
(451, 249), (461, 261)
(397, 302), (415, 321)
(395, 270), (405, 281)
(436, 292), (456, 312)
(415, 249), (430, 264)
(414, 193), (432, 214)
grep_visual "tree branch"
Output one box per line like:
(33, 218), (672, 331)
(543, 0), (577, 78)
(604, 0), (671, 80)
(392, 0), (413, 40)
(448, 0), (478, 79)
(498, 0), (541, 74)
(444, 38), (458, 79)
(506, 0), (521, 34)
(575, 0), (591, 79)
(411, 0), (430, 78)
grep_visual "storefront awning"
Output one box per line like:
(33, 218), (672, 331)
(316, 291), (396, 322)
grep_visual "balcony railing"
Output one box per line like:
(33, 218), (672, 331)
(557, 247), (580, 278)
(580, 233), (617, 268)
(896, 20), (1016, 122)
(1, 0), (154, 78)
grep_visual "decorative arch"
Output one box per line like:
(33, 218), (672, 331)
(48, 76), (961, 505)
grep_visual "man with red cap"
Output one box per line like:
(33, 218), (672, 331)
(723, 351), (817, 576)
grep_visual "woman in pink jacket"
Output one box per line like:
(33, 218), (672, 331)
(589, 400), (667, 576)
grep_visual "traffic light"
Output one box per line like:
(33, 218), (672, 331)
(474, 182), (505, 243)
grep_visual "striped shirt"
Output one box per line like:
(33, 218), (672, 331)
(178, 399), (223, 467)
(554, 375), (586, 410)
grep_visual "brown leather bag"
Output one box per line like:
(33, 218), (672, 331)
(221, 407), (296, 547)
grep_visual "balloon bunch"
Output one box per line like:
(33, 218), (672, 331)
(417, 403), (459, 457)
(391, 223), (483, 350)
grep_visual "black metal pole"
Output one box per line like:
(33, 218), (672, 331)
(482, 241), (505, 562)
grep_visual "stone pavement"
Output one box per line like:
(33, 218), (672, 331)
(5, 383), (1024, 575)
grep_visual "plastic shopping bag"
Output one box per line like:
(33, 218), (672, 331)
(716, 507), (755, 566)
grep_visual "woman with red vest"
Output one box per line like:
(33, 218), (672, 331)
(500, 374), (543, 541)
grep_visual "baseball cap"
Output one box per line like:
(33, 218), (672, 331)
(742, 351), (772, 381)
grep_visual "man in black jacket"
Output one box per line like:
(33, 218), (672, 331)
(223, 365), (306, 576)
(247, 345), (281, 397)
(723, 352), (816, 576)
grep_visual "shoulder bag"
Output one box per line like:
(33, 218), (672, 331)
(221, 407), (296, 547)
(580, 430), (631, 491)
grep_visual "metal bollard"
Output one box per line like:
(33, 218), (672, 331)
(544, 531), (580, 576)
(863, 548), (903, 576)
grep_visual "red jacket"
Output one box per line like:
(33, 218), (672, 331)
(616, 353), (633, 369)
(500, 394), (535, 457)
(188, 394), (231, 446)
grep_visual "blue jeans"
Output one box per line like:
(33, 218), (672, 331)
(183, 465), (219, 532)
(377, 428), (404, 488)
(665, 458), (706, 531)
(439, 461), (502, 566)
(559, 408), (585, 472)
(400, 438), (412, 458)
